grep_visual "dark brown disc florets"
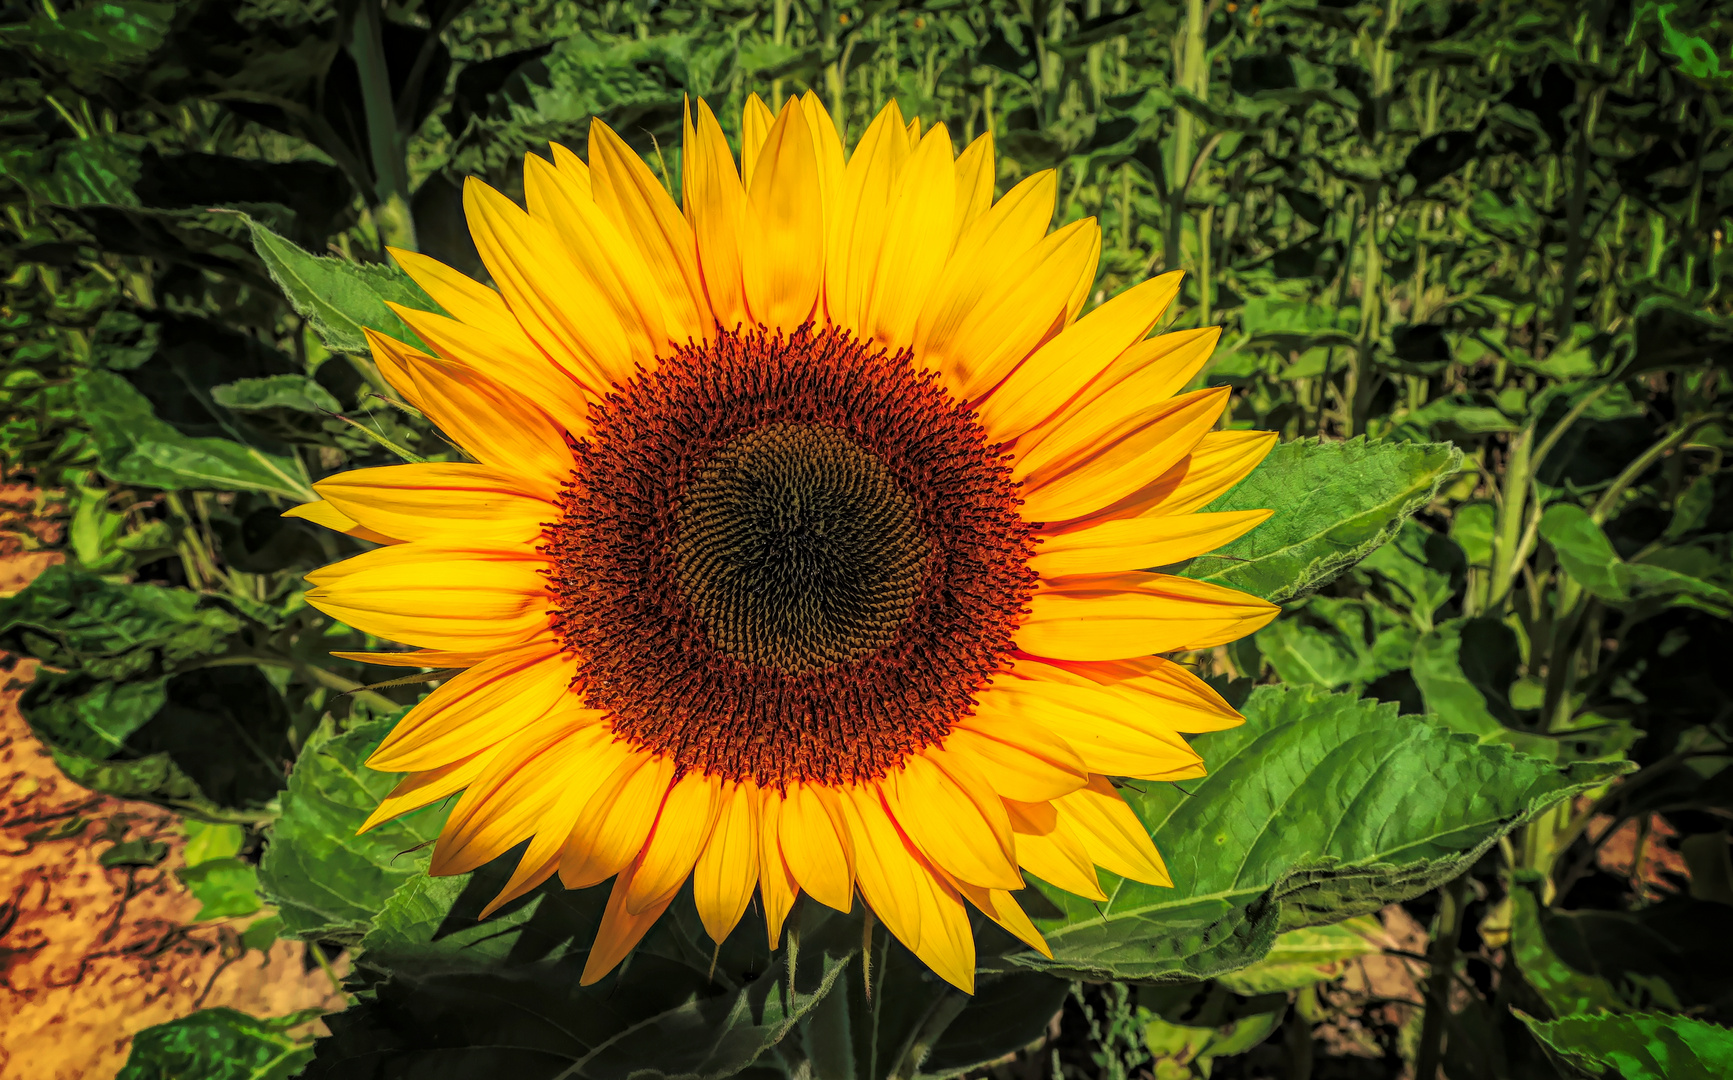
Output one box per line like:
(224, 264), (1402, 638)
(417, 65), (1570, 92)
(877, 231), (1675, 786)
(545, 324), (1038, 787)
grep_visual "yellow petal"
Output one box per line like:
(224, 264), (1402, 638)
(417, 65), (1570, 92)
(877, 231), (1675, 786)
(835, 784), (974, 992)
(430, 709), (606, 876)
(778, 782), (854, 912)
(478, 725), (621, 918)
(626, 770), (722, 914)
(587, 120), (711, 346)
(858, 124), (956, 351)
(832, 784), (921, 951)
(934, 868), (1052, 959)
(387, 247), (512, 334)
(315, 462), (555, 549)
(741, 100), (825, 330)
(283, 499), (398, 546)
(693, 781), (760, 945)
(1029, 509), (1272, 579)
(331, 646), (506, 669)
(1004, 798), (1107, 901)
(1015, 326), (1220, 458)
(1054, 777), (1172, 886)
(463, 177), (634, 391)
(972, 679), (1204, 780)
(920, 217), (1100, 404)
(547, 142), (594, 198)
(387, 301), (594, 431)
(740, 92), (776, 191)
(683, 98), (748, 329)
(367, 644), (578, 773)
(1019, 572), (1279, 660)
(980, 271), (1183, 443)
(908, 861), (975, 993)
(304, 543), (550, 651)
(800, 91), (846, 236)
(559, 746), (675, 889)
(1016, 386), (1233, 523)
(522, 151), (667, 368)
(825, 101), (908, 330)
(921, 169), (1053, 364)
(1014, 654), (1246, 734)
(885, 753), (1021, 890)
(756, 786), (802, 948)
(478, 849), (562, 919)
(580, 854), (678, 986)
(367, 330), (572, 495)
(942, 721), (1087, 803)
(1062, 430), (1278, 529)
(950, 131), (995, 250)
(359, 747), (496, 834)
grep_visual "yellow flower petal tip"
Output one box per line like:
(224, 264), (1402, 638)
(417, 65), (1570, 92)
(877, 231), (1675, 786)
(303, 95), (1273, 993)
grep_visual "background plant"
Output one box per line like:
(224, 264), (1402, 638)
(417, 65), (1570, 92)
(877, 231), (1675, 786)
(2, 0), (1729, 1077)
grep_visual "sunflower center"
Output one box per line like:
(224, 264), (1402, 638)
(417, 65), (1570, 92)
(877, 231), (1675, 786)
(545, 325), (1038, 788)
(674, 423), (929, 673)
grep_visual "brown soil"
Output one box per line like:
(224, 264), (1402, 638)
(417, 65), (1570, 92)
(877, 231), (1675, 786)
(0, 546), (346, 1080)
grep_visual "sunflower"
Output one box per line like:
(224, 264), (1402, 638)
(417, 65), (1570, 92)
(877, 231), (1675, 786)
(290, 94), (1279, 992)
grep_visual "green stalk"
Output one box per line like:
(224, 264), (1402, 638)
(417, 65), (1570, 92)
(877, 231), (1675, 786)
(1413, 874), (1467, 1080)
(1484, 423), (1535, 614)
(348, 0), (416, 250)
(1165, 0), (1206, 271)
(771, 0), (790, 105)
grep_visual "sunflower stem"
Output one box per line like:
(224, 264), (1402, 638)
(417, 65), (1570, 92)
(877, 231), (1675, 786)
(860, 908), (875, 1001)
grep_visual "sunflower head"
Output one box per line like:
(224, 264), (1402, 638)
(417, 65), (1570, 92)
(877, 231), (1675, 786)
(297, 93), (1278, 992)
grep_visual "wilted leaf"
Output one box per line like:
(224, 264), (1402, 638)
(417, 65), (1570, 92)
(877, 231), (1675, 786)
(992, 685), (1620, 982)
(1181, 437), (1464, 602)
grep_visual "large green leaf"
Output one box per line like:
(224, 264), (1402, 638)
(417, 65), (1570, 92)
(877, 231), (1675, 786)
(77, 368), (313, 499)
(1517, 1010), (1733, 1080)
(1180, 437), (1464, 602)
(991, 685), (1620, 982)
(115, 1007), (319, 1080)
(258, 713), (450, 945)
(242, 218), (435, 354)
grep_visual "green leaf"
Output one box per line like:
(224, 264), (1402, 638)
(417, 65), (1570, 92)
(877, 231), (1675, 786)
(1508, 888), (1628, 1017)
(993, 685), (1620, 982)
(1214, 917), (1384, 995)
(1517, 1010), (1733, 1080)
(211, 374), (342, 415)
(257, 714), (451, 945)
(1180, 437), (1464, 603)
(116, 1007), (319, 1080)
(240, 217), (435, 355)
(77, 368), (313, 499)
(1410, 617), (1534, 742)
(176, 858), (264, 921)
(1540, 504), (1733, 610)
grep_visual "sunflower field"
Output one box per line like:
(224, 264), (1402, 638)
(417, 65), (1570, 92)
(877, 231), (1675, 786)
(2, 0), (1731, 1077)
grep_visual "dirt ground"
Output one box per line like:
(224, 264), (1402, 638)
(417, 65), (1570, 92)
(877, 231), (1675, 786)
(0, 538), (345, 1080)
